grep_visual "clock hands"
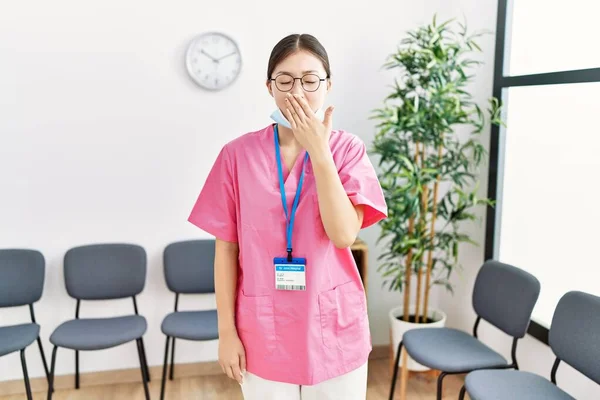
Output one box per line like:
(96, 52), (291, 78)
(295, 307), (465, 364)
(200, 49), (219, 63)
(216, 51), (237, 61)
(201, 48), (237, 64)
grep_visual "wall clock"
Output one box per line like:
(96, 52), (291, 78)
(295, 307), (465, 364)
(185, 32), (242, 91)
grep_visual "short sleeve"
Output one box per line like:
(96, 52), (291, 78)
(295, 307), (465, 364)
(339, 138), (388, 229)
(187, 145), (238, 242)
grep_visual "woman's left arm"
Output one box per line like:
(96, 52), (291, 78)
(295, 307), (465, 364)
(311, 150), (364, 248)
(283, 93), (364, 248)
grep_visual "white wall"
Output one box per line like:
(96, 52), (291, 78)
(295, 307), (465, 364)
(0, 0), (455, 381)
(437, 1), (600, 399)
(4, 2), (597, 399)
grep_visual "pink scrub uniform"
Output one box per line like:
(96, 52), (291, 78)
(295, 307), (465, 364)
(188, 124), (387, 386)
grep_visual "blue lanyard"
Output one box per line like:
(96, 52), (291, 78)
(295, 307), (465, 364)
(274, 124), (309, 261)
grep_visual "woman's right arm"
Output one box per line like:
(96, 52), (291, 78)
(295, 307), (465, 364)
(215, 238), (246, 384)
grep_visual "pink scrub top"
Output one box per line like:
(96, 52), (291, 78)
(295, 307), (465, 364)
(188, 124), (387, 385)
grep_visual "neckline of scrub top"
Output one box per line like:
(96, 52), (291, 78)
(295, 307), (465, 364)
(271, 124), (309, 189)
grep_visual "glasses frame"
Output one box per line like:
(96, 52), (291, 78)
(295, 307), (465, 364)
(269, 73), (329, 92)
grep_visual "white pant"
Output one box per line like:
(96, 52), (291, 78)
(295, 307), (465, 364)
(240, 362), (368, 400)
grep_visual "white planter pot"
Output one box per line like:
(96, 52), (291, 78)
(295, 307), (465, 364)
(389, 304), (447, 371)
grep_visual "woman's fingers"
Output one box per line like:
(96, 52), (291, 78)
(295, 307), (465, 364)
(284, 106), (299, 128)
(218, 333), (246, 384)
(222, 354), (244, 384)
(292, 94), (314, 119)
(226, 364), (235, 381)
(231, 362), (243, 384)
(240, 351), (247, 375)
(286, 94), (308, 123)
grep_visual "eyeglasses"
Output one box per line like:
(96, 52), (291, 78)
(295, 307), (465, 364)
(269, 73), (328, 92)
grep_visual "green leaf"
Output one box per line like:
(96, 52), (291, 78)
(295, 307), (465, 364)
(370, 14), (499, 303)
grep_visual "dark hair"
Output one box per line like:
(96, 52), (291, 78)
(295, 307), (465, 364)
(266, 34), (331, 80)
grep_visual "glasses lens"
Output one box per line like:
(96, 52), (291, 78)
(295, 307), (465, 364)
(275, 74), (294, 92)
(301, 74), (321, 92)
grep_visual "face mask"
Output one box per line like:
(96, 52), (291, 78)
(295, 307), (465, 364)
(270, 106), (325, 129)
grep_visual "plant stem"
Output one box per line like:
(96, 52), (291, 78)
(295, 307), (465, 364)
(415, 143), (428, 324)
(402, 143), (420, 322)
(403, 217), (414, 321)
(422, 144), (443, 323)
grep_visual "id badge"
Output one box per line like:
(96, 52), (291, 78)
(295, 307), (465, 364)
(274, 257), (306, 291)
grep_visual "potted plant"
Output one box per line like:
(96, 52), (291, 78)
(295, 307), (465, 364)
(369, 15), (503, 371)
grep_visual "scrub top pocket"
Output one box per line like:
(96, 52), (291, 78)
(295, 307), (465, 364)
(236, 291), (277, 356)
(318, 281), (368, 351)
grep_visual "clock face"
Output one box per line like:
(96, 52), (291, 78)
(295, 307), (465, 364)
(186, 32), (242, 91)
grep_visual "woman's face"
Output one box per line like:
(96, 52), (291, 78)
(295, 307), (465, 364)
(267, 50), (331, 116)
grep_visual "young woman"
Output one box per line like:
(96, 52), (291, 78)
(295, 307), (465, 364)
(188, 33), (387, 400)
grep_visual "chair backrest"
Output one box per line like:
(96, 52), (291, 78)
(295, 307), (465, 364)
(0, 249), (45, 308)
(472, 260), (540, 338)
(163, 239), (215, 294)
(64, 243), (146, 300)
(549, 291), (600, 385)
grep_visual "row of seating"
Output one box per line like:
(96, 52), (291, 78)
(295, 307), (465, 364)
(388, 260), (600, 400)
(0, 239), (218, 400)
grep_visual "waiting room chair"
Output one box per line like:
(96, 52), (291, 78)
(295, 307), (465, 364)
(389, 260), (541, 400)
(459, 290), (600, 400)
(47, 243), (150, 400)
(0, 249), (50, 400)
(160, 239), (219, 400)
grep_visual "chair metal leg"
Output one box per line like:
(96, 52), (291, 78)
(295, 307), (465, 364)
(75, 350), (80, 389)
(388, 340), (403, 400)
(47, 346), (58, 400)
(36, 337), (50, 382)
(137, 340), (149, 383)
(20, 348), (33, 400)
(169, 338), (176, 380)
(436, 372), (447, 400)
(140, 337), (151, 382)
(160, 336), (172, 400)
(459, 384), (467, 400)
(136, 339), (151, 400)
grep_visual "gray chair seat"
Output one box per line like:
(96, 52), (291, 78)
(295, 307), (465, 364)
(403, 328), (508, 372)
(0, 323), (40, 357)
(50, 315), (147, 351)
(465, 369), (575, 400)
(161, 310), (218, 341)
